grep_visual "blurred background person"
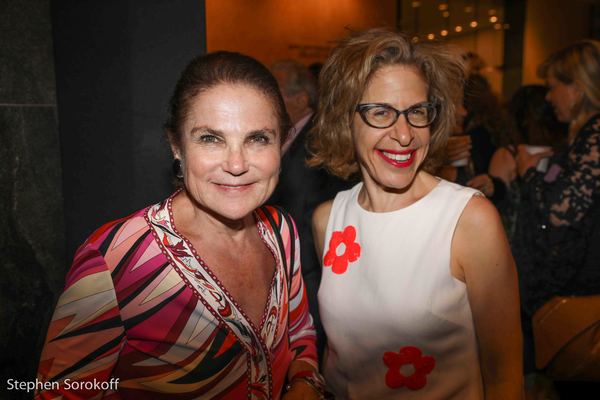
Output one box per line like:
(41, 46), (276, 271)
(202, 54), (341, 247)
(463, 50), (486, 76)
(269, 60), (353, 362)
(438, 72), (512, 202)
(489, 84), (568, 242)
(310, 29), (523, 399)
(35, 52), (323, 400)
(513, 40), (600, 394)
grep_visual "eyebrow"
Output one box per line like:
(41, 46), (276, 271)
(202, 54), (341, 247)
(190, 126), (221, 136)
(189, 126), (277, 136)
(360, 100), (429, 107)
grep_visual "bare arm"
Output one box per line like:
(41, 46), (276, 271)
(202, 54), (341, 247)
(283, 360), (322, 400)
(311, 200), (333, 262)
(283, 215), (323, 400)
(489, 147), (517, 187)
(452, 196), (524, 400)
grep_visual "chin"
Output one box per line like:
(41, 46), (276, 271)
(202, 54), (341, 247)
(210, 205), (257, 223)
(372, 170), (419, 191)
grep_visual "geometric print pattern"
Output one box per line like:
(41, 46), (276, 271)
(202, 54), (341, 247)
(36, 194), (317, 399)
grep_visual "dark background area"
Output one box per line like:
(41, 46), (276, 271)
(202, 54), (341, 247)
(1, 1), (205, 398)
(2, 1), (600, 399)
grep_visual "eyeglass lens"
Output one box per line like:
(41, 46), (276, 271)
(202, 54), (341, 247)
(361, 103), (435, 128)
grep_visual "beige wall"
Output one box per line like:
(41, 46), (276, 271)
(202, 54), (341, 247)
(206, 1), (596, 91)
(206, 0), (396, 67)
(523, 0), (592, 84)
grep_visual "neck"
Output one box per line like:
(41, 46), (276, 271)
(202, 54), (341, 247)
(173, 190), (254, 240)
(569, 109), (599, 143)
(358, 171), (437, 213)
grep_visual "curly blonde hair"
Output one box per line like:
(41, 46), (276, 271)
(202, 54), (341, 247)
(308, 29), (465, 179)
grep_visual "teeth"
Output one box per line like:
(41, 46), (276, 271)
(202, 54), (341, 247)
(382, 151), (412, 162)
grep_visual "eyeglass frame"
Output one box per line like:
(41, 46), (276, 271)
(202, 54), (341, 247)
(355, 101), (439, 129)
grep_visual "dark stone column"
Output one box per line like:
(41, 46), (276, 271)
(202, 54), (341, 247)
(0, 0), (65, 396)
(51, 0), (206, 259)
(1, 1), (205, 397)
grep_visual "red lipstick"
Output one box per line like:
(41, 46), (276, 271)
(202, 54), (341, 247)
(375, 149), (416, 168)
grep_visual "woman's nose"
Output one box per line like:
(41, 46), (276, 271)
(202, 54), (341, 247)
(222, 147), (249, 176)
(390, 115), (414, 146)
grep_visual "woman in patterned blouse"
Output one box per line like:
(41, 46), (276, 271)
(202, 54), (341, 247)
(36, 52), (324, 399)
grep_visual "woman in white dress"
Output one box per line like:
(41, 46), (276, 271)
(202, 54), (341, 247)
(309, 29), (523, 399)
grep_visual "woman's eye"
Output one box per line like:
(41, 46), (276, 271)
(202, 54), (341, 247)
(199, 134), (219, 143)
(371, 108), (391, 118)
(249, 134), (270, 144)
(410, 107), (427, 116)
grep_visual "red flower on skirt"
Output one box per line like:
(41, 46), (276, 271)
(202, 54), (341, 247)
(383, 346), (435, 390)
(323, 225), (361, 274)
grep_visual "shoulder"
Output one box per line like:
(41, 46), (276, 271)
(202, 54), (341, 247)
(493, 146), (516, 161)
(458, 194), (502, 231)
(453, 194), (505, 260)
(577, 113), (600, 142)
(587, 113), (600, 132)
(312, 199), (334, 231)
(438, 179), (481, 199)
(257, 205), (298, 236)
(83, 208), (149, 252)
(66, 208), (149, 286)
(311, 199), (334, 259)
(452, 194), (513, 281)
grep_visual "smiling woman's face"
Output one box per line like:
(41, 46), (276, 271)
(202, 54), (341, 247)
(352, 64), (431, 192)
(173, 83), (281, 222)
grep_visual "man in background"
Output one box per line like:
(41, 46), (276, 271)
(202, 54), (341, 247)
(269, 60), (352, 359)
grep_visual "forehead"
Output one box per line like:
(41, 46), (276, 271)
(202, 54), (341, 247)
(363, 64), (427, 99)
(184, 83), (278, 128)
(195, 82), (270, 104)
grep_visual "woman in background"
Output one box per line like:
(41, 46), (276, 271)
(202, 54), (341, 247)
(513, 40), (600, 380)
(36, 52), (323, 400)
(437, 73), (512, 200)
(310, 29), (523, 399)
(489, 84), (567, 241)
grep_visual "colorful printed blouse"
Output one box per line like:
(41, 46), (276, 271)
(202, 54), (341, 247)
(36, 196), (317, 399)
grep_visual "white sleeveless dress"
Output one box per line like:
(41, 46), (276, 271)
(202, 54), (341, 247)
(318, 180), (484, 399)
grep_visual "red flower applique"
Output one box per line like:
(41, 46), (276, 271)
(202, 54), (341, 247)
(383, 346), (435, 391)
(323, 225), (361, 274)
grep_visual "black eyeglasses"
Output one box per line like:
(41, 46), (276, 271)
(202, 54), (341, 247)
(355, 102), (438, 129)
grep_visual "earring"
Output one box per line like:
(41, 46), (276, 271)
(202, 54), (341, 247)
(172, 158), (183, 179)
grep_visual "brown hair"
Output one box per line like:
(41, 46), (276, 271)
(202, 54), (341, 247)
(308, 28), (465, 179)
(538, 40), (600, 119)
(165, 51), (290, 149)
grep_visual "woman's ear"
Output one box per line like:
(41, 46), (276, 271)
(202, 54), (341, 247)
(171, 145), (182, 160)
(167, 137), (182, 161)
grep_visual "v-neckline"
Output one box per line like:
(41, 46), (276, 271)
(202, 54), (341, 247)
(165, 192), (279, 336)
